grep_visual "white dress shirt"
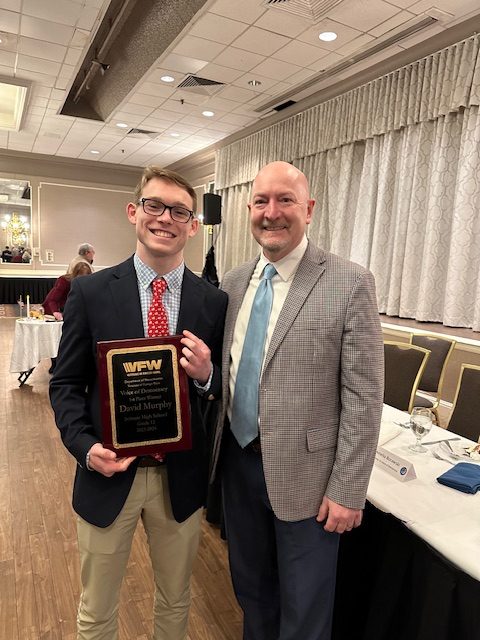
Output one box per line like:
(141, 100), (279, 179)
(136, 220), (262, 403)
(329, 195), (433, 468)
(228, 235), (308, 419)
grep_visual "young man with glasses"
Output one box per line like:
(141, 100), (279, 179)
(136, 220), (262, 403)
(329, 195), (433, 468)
(50, 166), (227, 640)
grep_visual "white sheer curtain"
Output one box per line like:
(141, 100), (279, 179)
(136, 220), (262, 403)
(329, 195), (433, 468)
(298, 108), (480, 329)
(215, 35), (480, 330)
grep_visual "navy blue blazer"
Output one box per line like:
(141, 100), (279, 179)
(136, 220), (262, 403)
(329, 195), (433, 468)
(50, 256), (227, 527)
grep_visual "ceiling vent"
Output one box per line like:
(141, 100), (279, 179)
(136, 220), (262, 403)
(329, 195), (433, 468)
(127, 128), (158, 138)
(177, 75), (224, 96)
(273, 100), (296, 112)
(254, 14), (438, 113)
(263, 0), (344, 22)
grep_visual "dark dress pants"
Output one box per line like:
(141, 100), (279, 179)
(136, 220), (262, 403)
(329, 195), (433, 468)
(222, 430), (339, 640)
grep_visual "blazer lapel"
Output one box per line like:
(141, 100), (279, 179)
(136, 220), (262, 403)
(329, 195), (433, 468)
(176, 268), (204, 334)
(108, 257), (144, 338)
(263, 243), (326, 371)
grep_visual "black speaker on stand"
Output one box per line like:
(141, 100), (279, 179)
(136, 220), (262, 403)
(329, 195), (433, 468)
(203, 192), (222, 225)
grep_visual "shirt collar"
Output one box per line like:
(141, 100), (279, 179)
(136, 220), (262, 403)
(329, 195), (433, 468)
(257, 235), (308, 282)
(133, 253), (185, 291)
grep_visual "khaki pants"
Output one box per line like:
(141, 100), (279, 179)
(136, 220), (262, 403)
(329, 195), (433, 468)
(76, 467), (202, 640)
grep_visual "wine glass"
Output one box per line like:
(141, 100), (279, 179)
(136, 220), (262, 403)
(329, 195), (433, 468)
(409, 407), (433, 453)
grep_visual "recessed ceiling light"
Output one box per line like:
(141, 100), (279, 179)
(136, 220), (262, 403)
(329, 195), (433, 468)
(202, 110), (214, 117)
(116, 122), (129, 128)
(170, 132), (180, 137)
(90, 149), (100, 154)
(319, 31), (337, 42)
(248, 79), (262, 86)
(161, 75), (175, 83)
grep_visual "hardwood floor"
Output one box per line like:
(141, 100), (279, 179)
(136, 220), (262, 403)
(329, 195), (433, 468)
(0, 317), (242, 640)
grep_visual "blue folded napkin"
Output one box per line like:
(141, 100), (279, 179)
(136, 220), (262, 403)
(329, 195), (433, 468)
(437, 462), (480, 494)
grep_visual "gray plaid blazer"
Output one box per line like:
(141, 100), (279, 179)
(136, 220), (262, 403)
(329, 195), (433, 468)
(211, 241), (384, 521)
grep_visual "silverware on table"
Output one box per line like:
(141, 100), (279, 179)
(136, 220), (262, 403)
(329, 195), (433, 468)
(422, 437), (461, 446)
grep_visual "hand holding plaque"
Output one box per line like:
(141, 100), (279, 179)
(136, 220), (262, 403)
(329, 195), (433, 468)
(97, 336), (191, 456)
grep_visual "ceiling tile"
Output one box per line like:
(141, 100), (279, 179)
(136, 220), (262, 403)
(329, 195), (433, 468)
(173, 35), (226, 62)
(298, 19), (364, 51)
(220, 112), (256, 126)
(209, 0), (266, 23)
(335, 32), (375, 56)
(0, 0), (21, 11)
(283, 67), (317, 85)
(328, 0), (400, 32)
(70, 28), (89, 47)
(250, 58), (304, 82)
(196, 62), (244, 83)
(0, 49), (15, 66)
(120, 102), (153, 117)
(31, 85), (51, 98)
(218, 84), (258, 102)
(272, 40), (328, 66)
(175, 90), (210, 106)
(255, 7), (312, 37)
(387, 0), (419, 7)
(160, 53), (208, 75)
(138, 82), (174, 98)
(368, 9), (416, 37)
(189, 12), (248, 45)
(149, 108), (182, 123)
(0, 32), (18, 52)
(18, 36), (67, 62)
(17, 68), (57, 87)
(76, 5), (100, 31)
(156, 98), (198, 115)
(232, 72), (280, 92)
(21, 15), (74, 45)
(308, 50), (344, 72)
(232, 26), (290, 57)
(54, 76), (70, 90)
(213, 46), (265, 72)
(0, 8), (20, 34)
(199, 95), (239, 112)
(129, 93), (164, 108)
(64, 47), (82, 65)
(17, 53), (61, 75)
(22, 0), (82, 27)
(203, 119), (238, 133)
(58, 63), (74, 78)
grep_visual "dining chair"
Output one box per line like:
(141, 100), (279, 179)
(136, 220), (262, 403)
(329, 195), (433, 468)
(383, 341), (431, 413)
(447, 364), (480, 442)
(409, 334), (456, 423)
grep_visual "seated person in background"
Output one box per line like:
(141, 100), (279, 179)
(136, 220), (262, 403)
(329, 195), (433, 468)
(1, 246), (12, 262)
(22, 248), (32, 263)
(43, 261), (92, 320)
(68, 242), (95, 273)
(11, 246), (23, 263)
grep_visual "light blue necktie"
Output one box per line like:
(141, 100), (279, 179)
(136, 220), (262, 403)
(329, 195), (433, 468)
(230, 263), (277, 448)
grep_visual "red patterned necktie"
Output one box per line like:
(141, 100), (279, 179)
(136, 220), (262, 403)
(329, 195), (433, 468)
(147, 278), (168, 462)
(148, 278), (169, 337)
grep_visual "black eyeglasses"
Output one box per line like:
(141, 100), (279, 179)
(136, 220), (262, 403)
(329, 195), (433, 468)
(138, 198), (194, 223)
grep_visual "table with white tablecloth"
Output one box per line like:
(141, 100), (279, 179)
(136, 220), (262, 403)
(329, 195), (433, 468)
(333, 404), (480, 640)
(10, 318), (63, 384)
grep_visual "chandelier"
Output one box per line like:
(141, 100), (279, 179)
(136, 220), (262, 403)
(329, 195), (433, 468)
(1, 212), (30, 246)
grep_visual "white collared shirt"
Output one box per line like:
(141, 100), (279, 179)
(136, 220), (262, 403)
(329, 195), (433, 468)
(228, 235), (308, 418)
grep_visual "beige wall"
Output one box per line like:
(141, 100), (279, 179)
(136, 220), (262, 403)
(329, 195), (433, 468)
(0, 151), (211, 276)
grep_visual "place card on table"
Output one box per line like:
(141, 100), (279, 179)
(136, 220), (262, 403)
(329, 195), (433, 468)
(375, 446), (417, 482)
